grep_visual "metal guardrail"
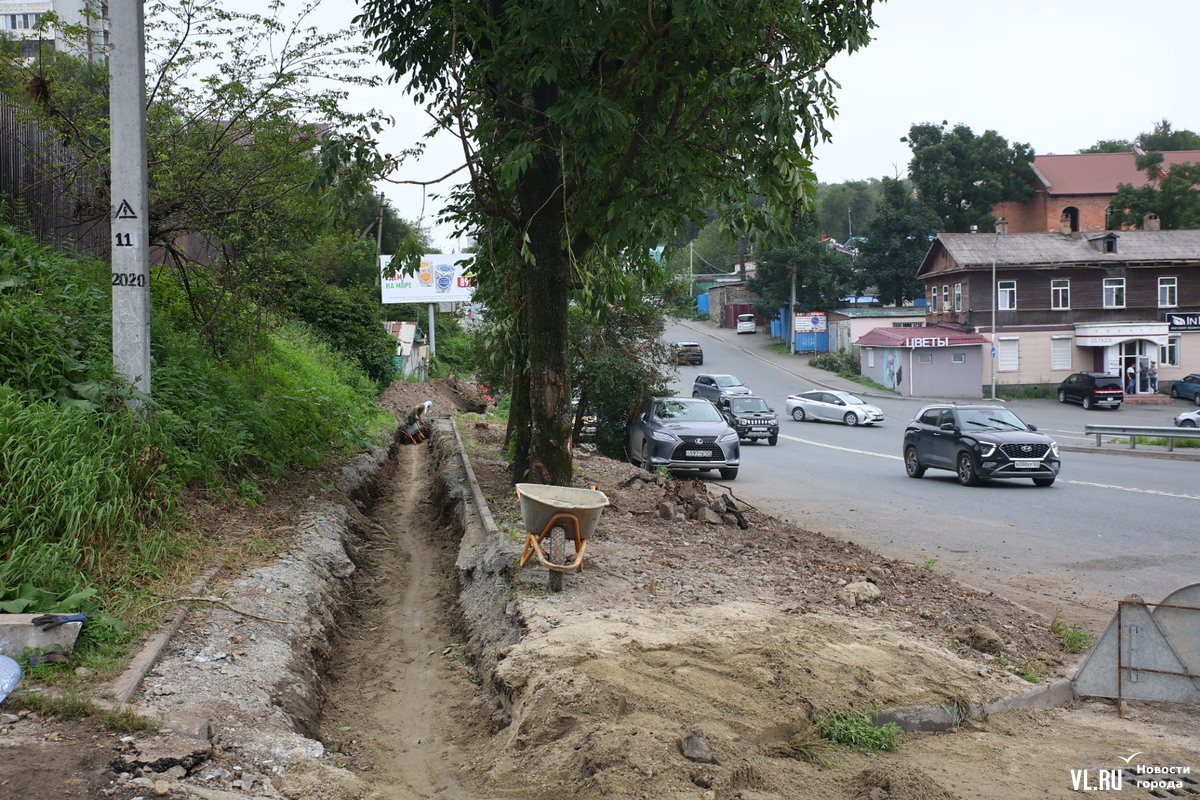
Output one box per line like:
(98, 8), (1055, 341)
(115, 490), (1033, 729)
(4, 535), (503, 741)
(1083, 424), (1200, 452)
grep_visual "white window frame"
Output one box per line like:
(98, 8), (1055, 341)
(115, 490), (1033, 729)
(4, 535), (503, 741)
(942, 285), (949, 310)
(953, 283), (962, 312)
(918, 353), (933, 364)
(1159, 277), (1178, 308)
(866, 348), (875, 368)
(930, 287), (939, 313)
(997, 280), (1016, 311)
(1051, 279), (1070, 310)
(1050, 335), (1072, 370)
(1103, 278), (1125, 309)
(1160, 337), (1180, 367)
(998, 336), (1019, 372)
(951, 352), (965, 364)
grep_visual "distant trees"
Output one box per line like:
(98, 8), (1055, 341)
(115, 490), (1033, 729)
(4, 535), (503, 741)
(903, 122), (1036, 233)
(853, 178), (941, 306)
(816, 179), (883, 243)
(1080, 120), (1200, 154)
(1109, 156), (1200, 231)
(748, 214), (855, 317)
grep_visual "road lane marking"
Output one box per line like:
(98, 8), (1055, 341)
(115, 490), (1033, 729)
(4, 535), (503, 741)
(778, 434), (1200, 500)
(779, 434), (901, 460)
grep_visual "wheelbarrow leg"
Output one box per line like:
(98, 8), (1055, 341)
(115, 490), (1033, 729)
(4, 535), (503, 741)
(518, 512), (586, 593)
(547, 525), (565, 593)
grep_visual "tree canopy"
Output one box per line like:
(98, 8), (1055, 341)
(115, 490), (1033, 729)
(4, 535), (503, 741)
(747, 213), (855, 317)
(1080, 120), (1200, 154)
(904, 122), (1035, 233)
(853, 177), (940, 306)
(1, 0), (413, 381)
(357, 0), (877, 485)
(1109, 155), (1200, 231)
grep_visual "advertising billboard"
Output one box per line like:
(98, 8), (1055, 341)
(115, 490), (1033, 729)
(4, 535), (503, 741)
(380, 254), (475, 304)
(794, 312), (827, 333)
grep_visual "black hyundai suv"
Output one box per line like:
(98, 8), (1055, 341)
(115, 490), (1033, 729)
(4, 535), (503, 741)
(902, 404), (1060, 487)
(1056, 372), (1123, 410)
(718, 395), (780, 445)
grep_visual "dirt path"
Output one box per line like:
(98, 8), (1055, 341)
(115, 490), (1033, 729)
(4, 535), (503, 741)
(320, 443), (483, 799)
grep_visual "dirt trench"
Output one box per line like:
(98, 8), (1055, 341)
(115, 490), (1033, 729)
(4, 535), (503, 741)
(317, 437), (494, 799)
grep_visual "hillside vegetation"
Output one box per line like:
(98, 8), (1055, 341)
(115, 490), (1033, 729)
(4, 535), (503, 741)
(0, 226), (394, 657)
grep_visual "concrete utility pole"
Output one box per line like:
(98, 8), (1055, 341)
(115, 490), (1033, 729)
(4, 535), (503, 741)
(109, 0), (152, 406)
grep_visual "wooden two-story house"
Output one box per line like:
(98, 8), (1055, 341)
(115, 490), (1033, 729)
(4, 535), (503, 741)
(917, 224), (1200, 394)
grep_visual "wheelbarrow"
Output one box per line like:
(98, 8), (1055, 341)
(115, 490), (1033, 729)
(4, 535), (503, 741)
(515, 483), (609, 592)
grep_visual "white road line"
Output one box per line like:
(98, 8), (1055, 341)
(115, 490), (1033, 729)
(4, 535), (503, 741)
(778, 434), (1200, 499)
(1061, 480), (1200, 500)
(778, 434), (901, 460)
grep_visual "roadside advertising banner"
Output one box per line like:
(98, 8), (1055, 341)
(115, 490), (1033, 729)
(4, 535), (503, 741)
(381, 254), (475, 304)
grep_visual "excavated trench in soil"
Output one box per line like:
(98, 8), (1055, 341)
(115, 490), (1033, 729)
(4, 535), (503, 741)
(317, 438), (491, 799)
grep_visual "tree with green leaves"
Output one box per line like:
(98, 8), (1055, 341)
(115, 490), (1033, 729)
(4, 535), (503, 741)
(1137, 120), (1200, 152)
(2, 0), (408, 377)
(853, 177), (940, 306)
(1080, 121), (1200, 155)
(748, 213), (855, 318)
(357, 0), (877, 485)
(816, 179), (883, 243)
(1079, 139), (1134, 154)
(903, 122), (1035, 233)
(1108, 154), (1200, 230)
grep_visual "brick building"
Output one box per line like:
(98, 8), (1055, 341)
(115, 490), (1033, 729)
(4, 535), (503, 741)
(993, 150), (1200, 233)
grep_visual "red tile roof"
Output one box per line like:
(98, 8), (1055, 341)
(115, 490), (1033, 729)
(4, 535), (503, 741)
(1031, 151), (1200, 195)
(855, 326), (990, 348)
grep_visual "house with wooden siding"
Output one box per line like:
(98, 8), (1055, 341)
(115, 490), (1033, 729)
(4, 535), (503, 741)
(916, 228), (1200, 395)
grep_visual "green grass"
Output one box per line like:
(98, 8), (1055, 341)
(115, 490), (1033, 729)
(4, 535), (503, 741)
(1, 225), (394, 673)
(1050, 614), (1095, 653)
(813, 709), (900, 752)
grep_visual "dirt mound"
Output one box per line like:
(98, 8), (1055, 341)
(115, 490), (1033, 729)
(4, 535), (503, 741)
(377, 375), (490, 419)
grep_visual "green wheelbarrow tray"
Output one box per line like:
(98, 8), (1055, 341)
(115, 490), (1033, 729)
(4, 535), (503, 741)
(515, 483), (610, 573)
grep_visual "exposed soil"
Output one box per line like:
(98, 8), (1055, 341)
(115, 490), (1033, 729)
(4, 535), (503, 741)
(3, 377), (1199, 800)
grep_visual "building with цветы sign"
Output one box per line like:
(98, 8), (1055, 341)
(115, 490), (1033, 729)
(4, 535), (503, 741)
(855, 325), (991, 399)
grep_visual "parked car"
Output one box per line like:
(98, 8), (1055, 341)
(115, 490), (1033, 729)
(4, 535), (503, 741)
(628, 397), (740, 480)
(718, 395), (779, 445)
(902, 404), (1061, 487)
(692, 373), (752, 404)
(676, 342), (704, 366)
(786, 390), (884, 427)
(1175, 408), (1200, 428)
(1056, 372), (1124, 410)
(736, 314), (757, 334)
(1170, 373), (1200, 405)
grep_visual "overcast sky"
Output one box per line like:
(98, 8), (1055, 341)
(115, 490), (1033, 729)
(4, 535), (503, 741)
(305, 0), (1200, 250)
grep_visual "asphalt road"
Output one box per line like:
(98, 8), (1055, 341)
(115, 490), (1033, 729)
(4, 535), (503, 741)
(666, 320), (1200, 630)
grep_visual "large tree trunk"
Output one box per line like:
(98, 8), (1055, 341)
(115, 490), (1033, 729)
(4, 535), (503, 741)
(514, 153), (573, 486)
(507, 304), (533, 483)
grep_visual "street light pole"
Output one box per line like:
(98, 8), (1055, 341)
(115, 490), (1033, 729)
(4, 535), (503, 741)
(990, 252), (997, 400)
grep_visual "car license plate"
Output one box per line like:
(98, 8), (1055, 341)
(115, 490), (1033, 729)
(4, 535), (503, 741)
(685, 449), (709, 458)
(751, 427), (767, 432)
(1013, 460), (1040, 469)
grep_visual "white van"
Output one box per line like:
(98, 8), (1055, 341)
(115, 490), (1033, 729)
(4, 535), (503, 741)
(736, 314), (756, 334)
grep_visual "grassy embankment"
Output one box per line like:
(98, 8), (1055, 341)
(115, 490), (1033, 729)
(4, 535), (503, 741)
(1, 227), (394, 675)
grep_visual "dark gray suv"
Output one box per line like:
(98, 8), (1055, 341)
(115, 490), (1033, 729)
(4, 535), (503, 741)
(903, 404), (1060, 487)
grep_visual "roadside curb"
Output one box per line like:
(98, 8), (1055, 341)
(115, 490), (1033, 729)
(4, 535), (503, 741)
(874, 678), (1077, 733)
